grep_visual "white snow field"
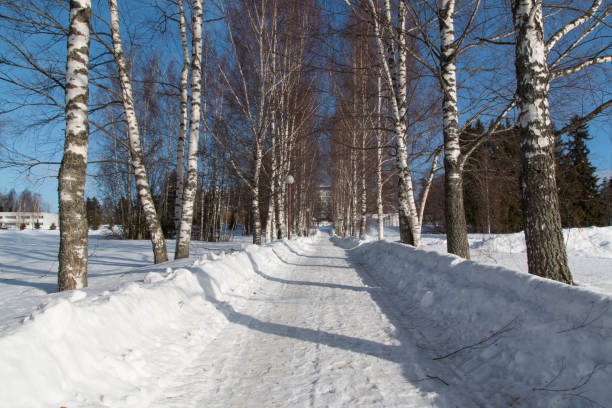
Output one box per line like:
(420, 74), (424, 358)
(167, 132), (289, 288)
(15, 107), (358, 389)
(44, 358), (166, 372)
(0, 226), (611, 407)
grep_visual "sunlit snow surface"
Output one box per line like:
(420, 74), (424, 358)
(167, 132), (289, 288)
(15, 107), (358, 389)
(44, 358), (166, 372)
(417, 226), (612, 295)
(0, 226), (611, 407)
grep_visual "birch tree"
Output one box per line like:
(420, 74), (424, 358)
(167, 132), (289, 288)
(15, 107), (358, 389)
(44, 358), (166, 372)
(57, 0), (92, 291)
(175, 0), (204, 259)
(437, 0), (469, 258)
(108, 0), (168, 263)
(375, 75), (385, 240)
(174, 0), (190, 233)
(511, 0), (611, 283)
(264, 1), (279, 243)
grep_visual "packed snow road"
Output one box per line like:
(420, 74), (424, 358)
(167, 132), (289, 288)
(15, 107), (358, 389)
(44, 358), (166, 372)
(152, 234), (441, 407)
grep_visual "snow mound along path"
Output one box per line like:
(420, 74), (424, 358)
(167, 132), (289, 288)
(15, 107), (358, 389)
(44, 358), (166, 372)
(0, 236), (316, 408)
(470, 226), (612, 258)
(349, 240), (612, 407)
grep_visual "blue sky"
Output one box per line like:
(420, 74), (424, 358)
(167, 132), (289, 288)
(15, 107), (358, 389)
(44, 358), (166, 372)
(1, 114), (609, 214)
(0, 0), (610, 213)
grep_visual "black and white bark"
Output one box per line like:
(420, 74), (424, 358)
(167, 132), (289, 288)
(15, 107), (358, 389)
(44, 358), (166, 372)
(175, 0), (204, 259)
(358, 47), (368, 239)
(108, 0), (168, 263)
(512, 0), (572, 284)
(58, 0), (91, 291)
(174, 0), (190, 233)
(351, 58), (359, 238)
(510, 0), (610, 283)
(265, 118), (277, 243)
(359, 128), (367, 239)
(438, 0), (470, 258)
(375, 75), (384, 241)
(252, 140), (263, 245)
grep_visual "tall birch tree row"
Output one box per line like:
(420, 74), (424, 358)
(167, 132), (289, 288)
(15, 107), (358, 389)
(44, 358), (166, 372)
(214, 0), (320, 244)
(217, 0), (277, 245)
(57, 0), (92, 291)
(344, 0), (443, 246)
(330, 25), (374, 239)
(346, 0), (610, 283)
(387, 0), (515, 259)
(264, 0), (321, 242)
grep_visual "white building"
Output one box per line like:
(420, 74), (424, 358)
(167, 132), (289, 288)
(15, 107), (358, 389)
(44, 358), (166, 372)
(0, 212), (59, 230)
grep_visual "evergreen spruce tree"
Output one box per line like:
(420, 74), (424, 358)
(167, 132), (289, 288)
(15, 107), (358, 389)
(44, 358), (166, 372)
(601, 178), (612, 226)
(462, 120), (522, 233)
(86, 197), (102, 230)
(556, 117), (603, 227)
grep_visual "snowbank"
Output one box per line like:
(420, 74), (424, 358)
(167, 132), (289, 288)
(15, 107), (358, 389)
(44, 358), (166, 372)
(0, 237), (315, 408)
(348, 239), (612, 407)
(369, 224), (612, 294)
(470, 226), (612, 258)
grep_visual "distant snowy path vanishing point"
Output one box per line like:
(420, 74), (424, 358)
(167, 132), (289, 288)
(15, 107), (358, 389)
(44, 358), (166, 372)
(152, 234), (439, 407)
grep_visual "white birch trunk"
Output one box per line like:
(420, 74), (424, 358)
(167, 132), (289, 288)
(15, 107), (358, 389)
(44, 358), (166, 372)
(174, 0), (190, 233)
(438, 0), (470, 259)
(351, 133), (357, 238)
(175, 0), (204, 259)
(512, 0), (572, 284)
(359, 53), (367, 239)
(252, 141), (263, 245)
(108, 0), (168, 263)
(58, 0), (91, 291)
(265, 118), (277, 243)
(360, 141), (367, 239)
(375, 75), (384, 241)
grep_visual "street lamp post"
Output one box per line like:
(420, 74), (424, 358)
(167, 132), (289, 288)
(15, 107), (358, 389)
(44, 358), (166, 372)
(285, 174), (294, 239)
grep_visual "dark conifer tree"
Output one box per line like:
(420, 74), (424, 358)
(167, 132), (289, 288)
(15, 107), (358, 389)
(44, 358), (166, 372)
(601, 178), (612, 226)
(556, 118), (603, 227)
(462, 120), (522, 234)
(85, 197), (102, 230)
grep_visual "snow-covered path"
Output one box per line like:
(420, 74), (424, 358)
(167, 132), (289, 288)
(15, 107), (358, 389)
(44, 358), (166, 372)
(3, 228), (611, 407)
(152, 234), (437, 407)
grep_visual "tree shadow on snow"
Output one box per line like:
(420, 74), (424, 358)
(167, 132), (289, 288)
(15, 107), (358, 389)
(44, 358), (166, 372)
(269, 247), (352, 270)
(196, 268), (401, 362)
(0, 277), (56, 293)
(340, 245), (527, 407)
(279, 240), (345, 260)
(247, 251), (377, 293)
(195, 245), (474, 406)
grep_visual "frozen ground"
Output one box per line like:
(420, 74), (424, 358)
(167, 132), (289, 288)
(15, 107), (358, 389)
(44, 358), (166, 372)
(1, 226), (611, 407)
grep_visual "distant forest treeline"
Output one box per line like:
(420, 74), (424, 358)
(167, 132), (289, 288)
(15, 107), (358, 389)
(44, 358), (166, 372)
(0, 189), (49, 213)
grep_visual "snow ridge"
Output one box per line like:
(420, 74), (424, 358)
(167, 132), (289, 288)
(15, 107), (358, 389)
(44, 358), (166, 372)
(0, 237), (314, 407)
(349, 239), (612, 407)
